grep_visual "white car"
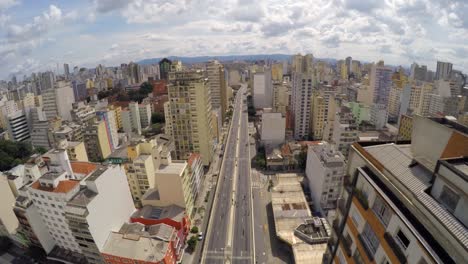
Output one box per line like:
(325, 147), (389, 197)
(198, 232), (203, 240)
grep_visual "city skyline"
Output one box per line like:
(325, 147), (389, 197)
(1, 0), (468, 79)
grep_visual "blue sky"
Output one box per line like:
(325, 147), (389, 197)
(1, 0), (467, 80)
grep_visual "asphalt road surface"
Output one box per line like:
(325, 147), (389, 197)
(202, 84), (253, 264)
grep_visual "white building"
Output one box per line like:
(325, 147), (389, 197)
(42, 80), (75, 121)
(305, 142), (345, 214)
(436, 61), (453, 80)
(65, 164), (136, 264)
(370, 103), (388, 130)
(261, 112), (285, 146)
(331, 113), (358, 158)
(122, 102), (142, 136)
(253, 68), (273, 109)
(138, 102), (152, 129)
(291, 54), (314, 139)
(27, 152), (82, 253)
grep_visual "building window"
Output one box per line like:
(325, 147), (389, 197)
(439, 185), (459, 212)
(395, 229), (410, 250)
(361, 223), (379, 255)
(351, 208), (363, 227)
(372, 196), (392, 226)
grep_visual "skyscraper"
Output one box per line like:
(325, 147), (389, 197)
(436, 61), (453, 80)
(63, 64), (70, 79)
(159, 58), (172, 80)
(291, 54), (314, 140)
(164, 70), (215, 165)
(206, 60), (228, 119)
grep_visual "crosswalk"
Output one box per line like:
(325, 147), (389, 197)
(205, 250), (253, 261)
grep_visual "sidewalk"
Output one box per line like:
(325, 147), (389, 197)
(182, 130), (226, 264)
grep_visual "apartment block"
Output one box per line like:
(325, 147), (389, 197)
(272, 81), (291, 115)
(325, 115), (468, 264)
(96, 109), (119, 151)
(83, 120), (112, 162)
(121, 102), (142, 136)
(253, 67), (273, 109)
(42, 80), (75, 121)
(305, 142), (345, 213)
(311, 88), (337, 140)
(138, 101), (152, 129)
(261, 112), (286, 147)
(207, 60), (228, 119)
(165, 70), (215, 165)
(5, 110), (30, 142)
(291, 54), (315, 139)
(65, 164), (136, 264)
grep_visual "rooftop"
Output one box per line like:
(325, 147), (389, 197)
(102, 222), (175, 262)
(156, 161), (187, 175)
(67, 187), (97, 208)
(361, 143), (468, 251)
(132, 204), (185, 222)
(70, 161), (98, 175)
(271, 173), (327, 264)
(31, 179), (79, 194)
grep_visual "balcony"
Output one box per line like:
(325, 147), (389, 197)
(341, 236), (353, 257)
(354, 189), (369, 210)
(383, 232), (407, 263)
(357, 234), (374, 261)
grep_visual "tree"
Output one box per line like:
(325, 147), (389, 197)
(151, 112), (165, 124)
(35, 146), (47, 154)
(187, 236), (198, 251)
(296, 151), (307, 170)
(140, 82), (153, 94)
(190, 226), (199, 234)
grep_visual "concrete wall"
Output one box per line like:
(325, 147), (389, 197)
(86, 165), (136, 250)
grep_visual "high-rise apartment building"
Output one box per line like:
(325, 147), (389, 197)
(370, 104), (388, 130)
(96, 109), (119, 151)
(164, 70), (215, 165)
(65, 164), (136, 264)
(324, 115), (468, 264)
(291, 54), (315, 139)
(311, 87), (337, 140)
(42, 80), (75, 121)
(207, 60), (228, 119)
(159, 58), (172, 80)
(83, 120), (112, 162)
(253, 67), (273, 109)
(330, 111), (359, 157)
(138, 101), (152, 129)
(436, 61), (453, 80)
(305, 142), (345, 214)
(272, 81), (290, 115)
(369, 63), (393, 106)
(63, 64), (70, 79)
(5, 110), (30, 142)
(121, 102), (142, 136)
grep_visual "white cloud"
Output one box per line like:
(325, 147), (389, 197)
(2, 0), (468, 78)
(0, 0), (17, 10)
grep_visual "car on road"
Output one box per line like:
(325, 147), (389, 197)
(198, 232), (203, 240)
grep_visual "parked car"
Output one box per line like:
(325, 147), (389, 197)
(198, 232), (203, 240)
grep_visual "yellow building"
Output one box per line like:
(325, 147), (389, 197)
(340, 62), (348, 80)
(273, 82), (290, 115)
(311, 89), (336, 140)
(34, 95), (43, 107)
(271, 63), (283, 81)
(127, 154), (156, 206)
(458, 113), (468, 126)
(398, 114), (413, 140)
(387, 84), (403, 119)
(392, 68), (408, 89)
(142, 160), (194, 217)
(65, 141), (89, 162)
(108, 105), (122, 129)
(83, 120), (111, 162)
(165, 70), (215, 165)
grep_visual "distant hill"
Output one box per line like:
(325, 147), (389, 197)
(138, 54), (338, 65)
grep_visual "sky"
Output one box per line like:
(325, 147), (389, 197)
(0, 0), (467, 80)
